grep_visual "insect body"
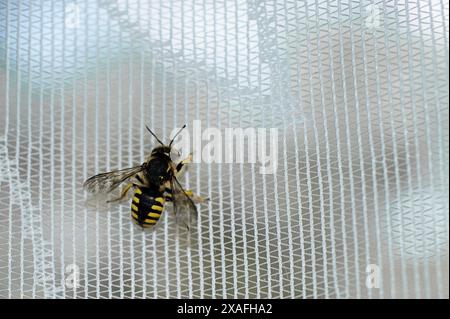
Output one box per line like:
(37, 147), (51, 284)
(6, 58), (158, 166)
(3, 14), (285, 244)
(83, 125), (206, 229)
(130, 185), (166, 228)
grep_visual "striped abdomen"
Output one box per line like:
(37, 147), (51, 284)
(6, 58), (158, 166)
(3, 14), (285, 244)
(131, 186), (165, 228)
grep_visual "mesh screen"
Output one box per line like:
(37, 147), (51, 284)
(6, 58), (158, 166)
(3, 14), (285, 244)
(0, 0), (448, 299)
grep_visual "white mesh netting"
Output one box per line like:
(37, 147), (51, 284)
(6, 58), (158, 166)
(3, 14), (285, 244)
(0, 0), (448, 299)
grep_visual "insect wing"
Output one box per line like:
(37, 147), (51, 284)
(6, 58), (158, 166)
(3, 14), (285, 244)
(83, 165), (144, 195)
(82, 189), (127, 212)
(170, 176), (198, 229)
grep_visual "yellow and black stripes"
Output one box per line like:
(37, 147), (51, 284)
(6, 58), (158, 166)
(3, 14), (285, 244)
(131, 186), (166, 228)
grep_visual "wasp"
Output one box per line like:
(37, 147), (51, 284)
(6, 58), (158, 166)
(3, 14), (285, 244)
(83, 125), (207, 229)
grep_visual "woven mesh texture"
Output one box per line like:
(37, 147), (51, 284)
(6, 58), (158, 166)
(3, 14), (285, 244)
(0, 0), (448, 298)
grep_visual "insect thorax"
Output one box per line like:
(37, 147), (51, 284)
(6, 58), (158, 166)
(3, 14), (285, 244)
(144, 154), (173, 188)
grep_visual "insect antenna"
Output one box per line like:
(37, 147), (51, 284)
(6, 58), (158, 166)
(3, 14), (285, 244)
(169, 124), (186, 148)
(145, 125), (164, 146)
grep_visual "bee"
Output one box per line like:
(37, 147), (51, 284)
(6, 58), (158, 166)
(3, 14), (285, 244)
(83, 125), (207, 229)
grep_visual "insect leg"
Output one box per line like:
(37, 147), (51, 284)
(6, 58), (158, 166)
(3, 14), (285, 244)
(164, 187), (173, 202)
(165, 186), (209, 204)
(107, 183), (133, 203)
(184, 190), (209, 204)
(175, 153), (193, 177)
